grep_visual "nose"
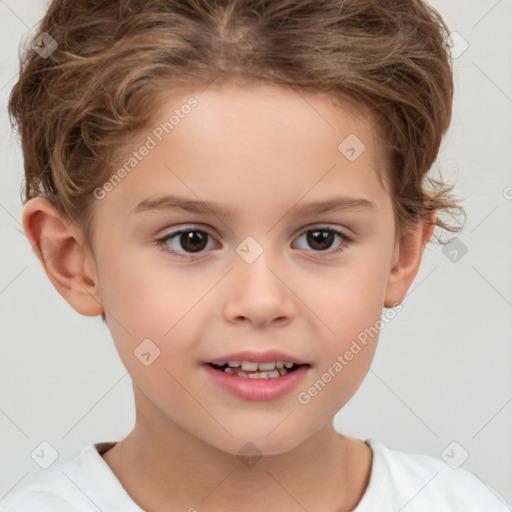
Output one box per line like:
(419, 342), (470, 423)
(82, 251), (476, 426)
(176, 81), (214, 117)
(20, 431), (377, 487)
(223, 250), (296, 329)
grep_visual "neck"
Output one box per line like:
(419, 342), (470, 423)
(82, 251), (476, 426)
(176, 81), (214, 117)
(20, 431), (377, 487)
(102, 386), (372, 512)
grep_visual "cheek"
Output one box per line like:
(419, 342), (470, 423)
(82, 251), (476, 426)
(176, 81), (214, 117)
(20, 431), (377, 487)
(97, 253), (211, 383)
(97, 242), (189, 329)
(306, 253), (391, 339)
(298, 246), (391, 398)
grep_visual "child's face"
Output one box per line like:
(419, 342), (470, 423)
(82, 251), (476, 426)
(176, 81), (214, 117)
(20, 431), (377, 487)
(60, 82), (422, 455)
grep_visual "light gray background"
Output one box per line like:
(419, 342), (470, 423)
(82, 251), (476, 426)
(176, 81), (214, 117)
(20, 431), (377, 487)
(1, 0), (511, 505)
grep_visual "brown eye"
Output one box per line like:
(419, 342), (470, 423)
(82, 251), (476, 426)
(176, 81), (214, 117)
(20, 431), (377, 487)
(292, 226), (351, 258)
(178, 231), (208, 252)
(157, 227), (216, 258)
(306, 229), (336, 251)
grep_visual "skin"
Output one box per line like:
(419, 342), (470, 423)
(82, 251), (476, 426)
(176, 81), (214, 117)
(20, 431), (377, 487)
(23, 80), (434, 511)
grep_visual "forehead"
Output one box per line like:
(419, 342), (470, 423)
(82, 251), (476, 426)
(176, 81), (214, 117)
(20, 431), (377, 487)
(157, 80), (381, 157)
(99, 81), (390, 219)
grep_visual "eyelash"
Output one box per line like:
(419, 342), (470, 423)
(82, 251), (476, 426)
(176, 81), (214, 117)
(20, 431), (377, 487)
(155, 225), (352, 261)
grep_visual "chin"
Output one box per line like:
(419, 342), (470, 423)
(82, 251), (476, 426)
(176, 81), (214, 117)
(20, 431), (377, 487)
(207, 429), (307, 459)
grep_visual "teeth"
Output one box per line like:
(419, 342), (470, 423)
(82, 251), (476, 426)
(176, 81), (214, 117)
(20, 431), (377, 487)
(211, 360), (299, 378)
(239, 369), (283, 379)
(220, 360), (295, 369)
(257, 362), (276, 371)
(248, 372), (266, 379)
(241, 361), (259, 371)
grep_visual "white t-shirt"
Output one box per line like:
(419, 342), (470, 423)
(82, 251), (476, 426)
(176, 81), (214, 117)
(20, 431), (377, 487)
(1, 438), (510, 511)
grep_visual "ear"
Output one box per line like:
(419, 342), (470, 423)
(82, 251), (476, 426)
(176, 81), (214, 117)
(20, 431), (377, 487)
(384, 209), (436, 308)
(22, 197), (104, 317)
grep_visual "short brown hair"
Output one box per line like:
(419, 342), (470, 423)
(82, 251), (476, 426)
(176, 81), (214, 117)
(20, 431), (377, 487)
(9, 0), (464, 254)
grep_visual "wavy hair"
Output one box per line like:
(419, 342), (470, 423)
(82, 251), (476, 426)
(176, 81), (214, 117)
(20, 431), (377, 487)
(9, 0), (464, 255)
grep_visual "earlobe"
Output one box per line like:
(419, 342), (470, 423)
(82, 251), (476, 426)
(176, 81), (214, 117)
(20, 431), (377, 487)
(22, 197), (104, 317)
(384, 211), (436, 308)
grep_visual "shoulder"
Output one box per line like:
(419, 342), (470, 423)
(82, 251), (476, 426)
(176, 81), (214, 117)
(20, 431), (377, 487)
(0, 490), (78, 512)
(355, 437), (512, 512)
(0, 463), (82, 512)
(0, 442), (129, 512)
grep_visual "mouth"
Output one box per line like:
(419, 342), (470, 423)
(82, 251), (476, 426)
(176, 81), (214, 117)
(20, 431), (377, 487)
(207, 360), (303, 379)
(203, 350), (311, 400)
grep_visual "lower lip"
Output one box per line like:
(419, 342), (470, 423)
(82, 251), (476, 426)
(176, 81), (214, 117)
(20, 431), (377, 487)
(202, 364), (310, 401)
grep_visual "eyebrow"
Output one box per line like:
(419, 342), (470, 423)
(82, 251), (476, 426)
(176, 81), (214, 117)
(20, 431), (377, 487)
(130, 194), (375, 218)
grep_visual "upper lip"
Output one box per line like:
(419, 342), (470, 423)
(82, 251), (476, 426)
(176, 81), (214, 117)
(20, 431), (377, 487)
(205, 350), (310, 366)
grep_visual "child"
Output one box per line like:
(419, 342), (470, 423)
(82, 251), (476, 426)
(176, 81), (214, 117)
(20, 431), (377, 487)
(2, 0), (511, 510)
